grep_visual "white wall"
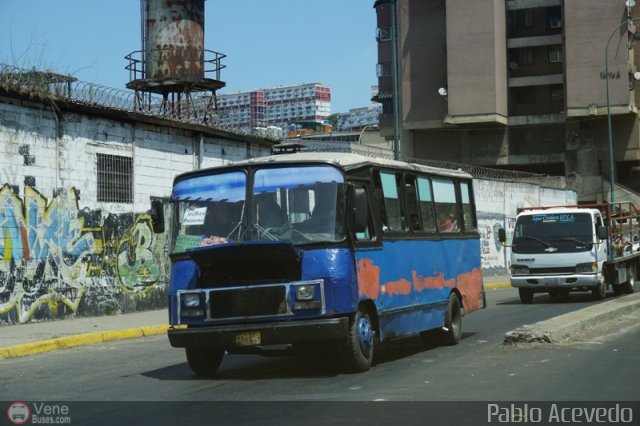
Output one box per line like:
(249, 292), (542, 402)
(0, 98), (271, 324)
(475, 179), (577, 276)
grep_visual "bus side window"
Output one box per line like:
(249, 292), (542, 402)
(353, 185), (374, 241)
(433, 178), (460, 233)
(404, 175), (421, 231)
(377, 171), (406, 232)
(460, 181), (476, 231)
(416, 176), (436, 232)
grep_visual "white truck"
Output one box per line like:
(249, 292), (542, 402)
(498, 203), (640, 303)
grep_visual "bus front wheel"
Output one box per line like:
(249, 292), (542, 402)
(185, 347), (225, 376)
(343, 307), (374, 373)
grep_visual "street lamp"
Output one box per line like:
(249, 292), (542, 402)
(605, 17), (640, 204)
(358, 125), (378, 145)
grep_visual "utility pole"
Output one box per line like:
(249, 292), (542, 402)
(390, 0), (401, 160)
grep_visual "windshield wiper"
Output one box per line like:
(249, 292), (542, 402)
(549, 237), (593, 246)
(516, 236), (550, 247)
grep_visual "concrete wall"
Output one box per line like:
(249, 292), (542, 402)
(0, 96), (271, 324)
(475, 179), (577, 276)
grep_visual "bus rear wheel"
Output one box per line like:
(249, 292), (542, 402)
(439, 293), (462, 346)
(343, 306), (374, 373)
(185, 347), (225, 376)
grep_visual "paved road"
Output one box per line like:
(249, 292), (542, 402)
(2, 287), (639, 402)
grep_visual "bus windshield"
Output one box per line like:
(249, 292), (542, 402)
(170, 165), (346, 253)
(512, 212), (594, 254)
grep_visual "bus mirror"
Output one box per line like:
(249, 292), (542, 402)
(596, 225), (608, 240)
(353, 188), (368, 233)
(150, 199), (165, 233)
(498, 228), (507, 244)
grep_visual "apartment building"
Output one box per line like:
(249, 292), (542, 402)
(374, 0), (640, 202)
(337, 105), (383, 130)
(215, 83), (331, 131)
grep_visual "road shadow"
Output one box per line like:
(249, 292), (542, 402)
(141, 332), (477, 381)
(495, 291), (616, 305)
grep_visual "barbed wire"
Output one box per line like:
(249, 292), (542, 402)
(408, 157), (568, 189)
(0, 63), (277, 141)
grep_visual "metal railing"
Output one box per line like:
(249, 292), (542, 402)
(125, 48), (226, 82)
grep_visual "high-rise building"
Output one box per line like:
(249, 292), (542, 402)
(215, 83), (331, 131)
(374, 0), (640, 202)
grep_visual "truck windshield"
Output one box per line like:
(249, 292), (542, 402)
(512, 213), (594, 254)
(169, 165), (345, 253)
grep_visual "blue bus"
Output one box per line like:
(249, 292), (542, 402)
(151, 152), (485, 374)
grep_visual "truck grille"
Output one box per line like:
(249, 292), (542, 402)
(529, 267), (576, 274)
(210, 285), (287, 318)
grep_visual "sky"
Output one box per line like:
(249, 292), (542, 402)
(0, 0), (378, 114)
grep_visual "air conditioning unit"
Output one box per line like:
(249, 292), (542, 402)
(550, 18), (562, 29)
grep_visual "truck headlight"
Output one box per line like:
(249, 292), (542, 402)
(575, 262), (597, 273)
(295, 285), (315, 301)
(510, 265), (530, 275)
(182, 293), (201, 307)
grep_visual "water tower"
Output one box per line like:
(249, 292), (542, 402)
(126, 0), (225, 121)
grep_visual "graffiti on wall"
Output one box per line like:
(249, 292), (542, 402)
(0, 184), (167, 324)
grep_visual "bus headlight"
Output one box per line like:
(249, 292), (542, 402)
(576, 262), (597, 273)
(182, 293), (201, 308)
(293, 282), (322, 310)
(295, 285), (315, 301)
(510, 265), (530, 275)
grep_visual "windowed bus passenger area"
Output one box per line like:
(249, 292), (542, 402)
(155, 153), (485, 375)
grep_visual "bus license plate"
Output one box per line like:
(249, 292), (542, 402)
(235, 331), (261, 346)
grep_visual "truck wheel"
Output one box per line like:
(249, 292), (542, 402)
(623, 266), (636, 294)
(592, 278), (606, 300)
(439, 293), (462, 346)
(343, 306), (374, 373)
(518, 288), (534, 304)
(185, 347), (225, 376)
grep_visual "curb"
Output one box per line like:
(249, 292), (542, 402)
(0, 325), (169, 360)
(504, 292), (640, 343)
(484, 282), (511, 290)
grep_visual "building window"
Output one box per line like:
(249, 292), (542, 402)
(519, 48), (534, 65)
(97, 153), (133, 203)
(550, 85), (564, 102)
(548, 6), (562, 29)
(549, 46), (563, 63)
(376, 26), (392, 42)
(515, 88), (536, 104)
(516, 9), (534, 28)
(376, 62), (392, 77)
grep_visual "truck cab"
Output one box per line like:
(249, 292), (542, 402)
(503, 207), (609, 303)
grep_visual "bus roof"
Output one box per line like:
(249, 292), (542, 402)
(177, 152), (472, 182)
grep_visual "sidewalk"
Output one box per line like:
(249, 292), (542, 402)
(0, 278), (512, 360)
(0, 309), (169, 360)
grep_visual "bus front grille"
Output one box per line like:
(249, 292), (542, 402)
(210, 285), (287, 318)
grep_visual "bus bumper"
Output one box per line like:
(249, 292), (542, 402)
(168, 317), (349, 348)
